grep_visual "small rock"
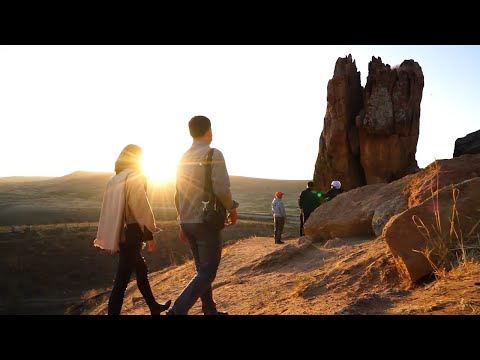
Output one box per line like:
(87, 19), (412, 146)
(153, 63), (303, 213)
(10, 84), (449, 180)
(298, 236), (313, 245)
(324, 237), (344, 249)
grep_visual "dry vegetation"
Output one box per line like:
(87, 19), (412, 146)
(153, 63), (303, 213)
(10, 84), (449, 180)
(412, 164), (480, 279)
(0, 218), (300, 314)
(3, 171), (479, 315)
(83, 235), (480, 315)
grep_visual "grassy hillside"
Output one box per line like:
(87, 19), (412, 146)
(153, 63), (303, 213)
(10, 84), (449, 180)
(229, 176), (310, 215)
(0, 172), (309, 225)
(0, 171), (307, 314)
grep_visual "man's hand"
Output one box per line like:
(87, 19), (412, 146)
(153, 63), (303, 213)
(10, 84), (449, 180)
(226, 210), (238, 226)
(146, 239), (157, 253)
(179, 228), (189, 243)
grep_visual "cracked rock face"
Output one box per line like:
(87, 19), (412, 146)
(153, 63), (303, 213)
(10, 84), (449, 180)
(358, 57), (424, 184)
(314, 55), (424, 191)
(313, 54), (364, 192)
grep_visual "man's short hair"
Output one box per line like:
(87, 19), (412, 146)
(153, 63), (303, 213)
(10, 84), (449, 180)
(188, 115), (211, 138)
(307, 181), (314, 188)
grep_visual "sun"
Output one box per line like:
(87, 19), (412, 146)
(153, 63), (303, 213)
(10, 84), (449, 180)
(142, 152), (177, 184)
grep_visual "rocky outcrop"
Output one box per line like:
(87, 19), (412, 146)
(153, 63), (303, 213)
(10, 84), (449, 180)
(310, 153), (480, 285)
(305, 154), (480, 243)
(357, 57), (424, 184)
(453, 129), (480, 157)
(303, 180), (408, 241)
(313, 54), (365, 192)
(384, 177), (480, 284)
(313, 55), (424, 191)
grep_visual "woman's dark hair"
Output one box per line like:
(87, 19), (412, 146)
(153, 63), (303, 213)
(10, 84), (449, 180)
(114, 144), (143, 174)
(188, 115), (211, 138)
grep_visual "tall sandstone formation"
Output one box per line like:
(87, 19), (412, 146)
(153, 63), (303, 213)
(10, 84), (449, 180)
(313, 55), (365, 191)
(314, 55), (424, 190)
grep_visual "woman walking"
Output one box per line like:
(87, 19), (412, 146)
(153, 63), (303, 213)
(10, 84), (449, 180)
(94, 144), (171, 315)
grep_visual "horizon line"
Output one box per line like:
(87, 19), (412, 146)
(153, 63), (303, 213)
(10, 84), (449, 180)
(0, 170), (312, 182)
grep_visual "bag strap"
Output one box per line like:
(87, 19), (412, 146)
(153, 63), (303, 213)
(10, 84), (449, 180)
(202, 148), (215, 205)
(124, 172), (131, 225)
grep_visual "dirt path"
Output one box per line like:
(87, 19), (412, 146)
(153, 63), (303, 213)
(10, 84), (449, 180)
(87, 236), (480, 315)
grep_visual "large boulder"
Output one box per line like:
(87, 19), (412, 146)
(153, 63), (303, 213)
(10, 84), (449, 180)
(453, 129), (480, 157)
(304, 179), (408, 241)
(313, 54), (365, 192)
(405, 154), (480, 208)
(371, 188), (409, 237)
(357, 57), (424, 184)
(384, 177), (480, 284)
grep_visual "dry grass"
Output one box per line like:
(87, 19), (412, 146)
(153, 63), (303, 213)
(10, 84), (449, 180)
(412, 162), (480, 278)
(292, 275), (317, 297)
(391, 255), (414, 288)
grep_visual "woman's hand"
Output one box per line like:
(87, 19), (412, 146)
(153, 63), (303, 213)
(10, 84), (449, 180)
(146, 239), (157, 253)
(179, 228), (189, 243)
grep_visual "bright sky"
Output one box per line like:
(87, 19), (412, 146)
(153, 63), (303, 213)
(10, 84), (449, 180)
(1, 45), (479, 181)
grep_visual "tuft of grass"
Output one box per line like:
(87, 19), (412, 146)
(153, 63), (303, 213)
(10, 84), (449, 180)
(292, 275), (317, 297)
(459, 297), (479, 314)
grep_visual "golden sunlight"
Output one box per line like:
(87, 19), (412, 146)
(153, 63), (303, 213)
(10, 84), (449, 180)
(142, 151), (178, 184)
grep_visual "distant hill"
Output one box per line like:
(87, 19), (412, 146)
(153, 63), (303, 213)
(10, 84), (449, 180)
(0, 171), (309, 226)
(0, 171), (113, 198)
(0, 176), (55, 183)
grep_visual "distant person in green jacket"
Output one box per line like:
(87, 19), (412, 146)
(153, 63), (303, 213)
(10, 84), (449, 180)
(298, 181), (321, 236)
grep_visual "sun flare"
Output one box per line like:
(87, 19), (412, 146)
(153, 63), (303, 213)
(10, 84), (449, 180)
(142, 152), (177, 185)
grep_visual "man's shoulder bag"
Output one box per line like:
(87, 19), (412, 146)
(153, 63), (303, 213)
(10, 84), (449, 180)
(202, 148), (227, 231)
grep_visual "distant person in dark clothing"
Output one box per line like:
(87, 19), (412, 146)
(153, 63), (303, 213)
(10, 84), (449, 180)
(323, 180), (344, 201)
(298, 181), (321, 236)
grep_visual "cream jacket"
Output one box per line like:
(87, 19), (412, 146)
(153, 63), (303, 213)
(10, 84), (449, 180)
(94, 169), (157, 253)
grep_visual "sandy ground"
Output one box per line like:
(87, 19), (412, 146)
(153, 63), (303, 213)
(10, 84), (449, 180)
(85, 235), (480, 315)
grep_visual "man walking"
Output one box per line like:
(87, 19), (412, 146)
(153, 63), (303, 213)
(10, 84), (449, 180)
(169, 115), (238, 315)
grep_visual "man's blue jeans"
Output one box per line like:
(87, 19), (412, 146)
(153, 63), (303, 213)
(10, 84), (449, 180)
(169, 223), (222, 315)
